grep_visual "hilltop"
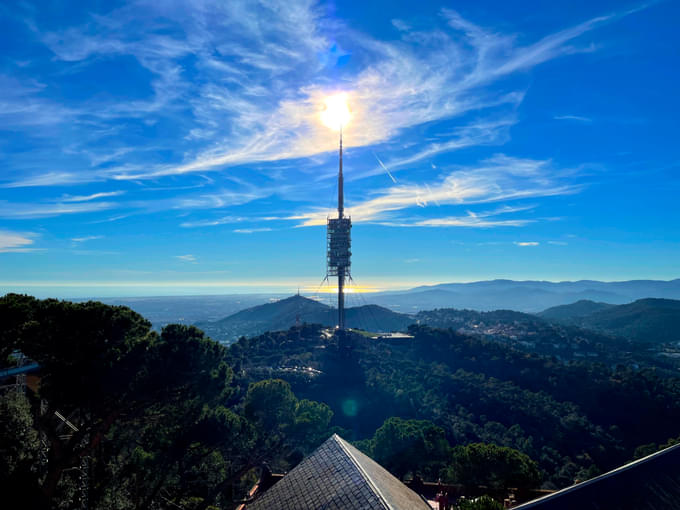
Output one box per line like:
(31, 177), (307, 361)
(195, 295), (412, 342)
(538, 300), (616, 321)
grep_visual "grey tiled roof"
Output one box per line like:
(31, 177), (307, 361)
(512, 443), (680, 510)
(246, 434), (431, 510)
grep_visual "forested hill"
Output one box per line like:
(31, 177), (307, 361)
(196, 296), (680, 372)
(539, 298), (680, 343)
(195, 295), (413, 342)
(229, 324), (680, 490)
(538, 300), (615, 320)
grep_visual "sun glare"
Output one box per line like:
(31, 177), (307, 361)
(311, 284), (377, 294)
(320, 93), (351, 131)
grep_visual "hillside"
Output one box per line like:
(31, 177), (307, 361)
(410, 307), (680, 371)
(196, 295), (414, 342)
(538, 298), (680, 344)
(539, 300), (616, 321)
(574, 298), (680, 343)
(229, 324), (680, 490)
(196, 296), (680, 369)
(195, 295), (328, 341)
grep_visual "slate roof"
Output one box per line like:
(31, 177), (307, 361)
(512, 443), (680, 510)
(246, 434), (431, 510)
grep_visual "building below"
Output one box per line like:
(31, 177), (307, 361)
(513, 443), (680, 509)
(243, 435), (680, 509)
(244, 434), (431, 510)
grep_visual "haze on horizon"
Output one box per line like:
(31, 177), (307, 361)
(1, 0), (679, 298)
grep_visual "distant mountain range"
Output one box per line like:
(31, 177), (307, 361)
(78, 278), (680, 332)
(368, 279), (680, 313)
(195, 295), (412, 342)
(539, 298), (680, 343)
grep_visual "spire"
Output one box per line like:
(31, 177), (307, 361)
(338, 126), (344, 219)
(337, 126), (345, 330)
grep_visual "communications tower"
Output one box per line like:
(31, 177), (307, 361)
(322, 94), (352, 331)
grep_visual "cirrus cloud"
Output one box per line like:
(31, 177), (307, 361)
(0, 230), (38, 252)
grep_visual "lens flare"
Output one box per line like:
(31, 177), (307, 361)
(320, 93), (351, 131)
(341, 398), (359, 417)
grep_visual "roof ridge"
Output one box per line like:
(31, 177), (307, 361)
(332, 434), (393, 510)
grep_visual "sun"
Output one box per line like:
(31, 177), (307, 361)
(320, 93), (351, 131)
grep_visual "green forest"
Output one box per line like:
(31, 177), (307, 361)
(2, 294), (680, 509)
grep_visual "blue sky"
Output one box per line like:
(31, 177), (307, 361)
(0, 0), (678, 297)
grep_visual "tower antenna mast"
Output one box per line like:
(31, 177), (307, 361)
(337, 125), (345, 330)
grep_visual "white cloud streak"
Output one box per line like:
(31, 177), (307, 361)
(0, 201), (115, 219)
(62, 191), (125, 202)
(1, 172), (93, 188)
(233, 228), (272, 234)
(180, 216), (246, 228)
(289, 155), (579, 227)
(554, 115), (592, 122)
(0, 230), (38, 252)
(71, 235), (104, 243)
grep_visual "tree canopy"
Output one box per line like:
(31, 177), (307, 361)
(446, 443), (541, 489)
(362, 417), (451, 480)
(0, 294), (334, 509)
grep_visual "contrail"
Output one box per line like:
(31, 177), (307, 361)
(373, 152), (397, 183)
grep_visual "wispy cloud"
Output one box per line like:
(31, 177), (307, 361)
(62, 191), (125, 202)
(71, 235), (104, 243)
(1, 1), (643, 187)
(1, 172), (93, 188)
(554, 115), (592, 122)
(289, 155), (579, 227)
(514, 241), (540, 246)
(168, 189), (266, 211)
(175, 254), (197, 262)
(0, 201), (116, 219)
(0, 230), (38, 253)
(180, 216), (245, 228)
(233, 228), (273, 234)
(399, 216), (533, 228)
(440, 8), (612, 83)
(89, 214), (130, 224)
(350, 117), (517, 182)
